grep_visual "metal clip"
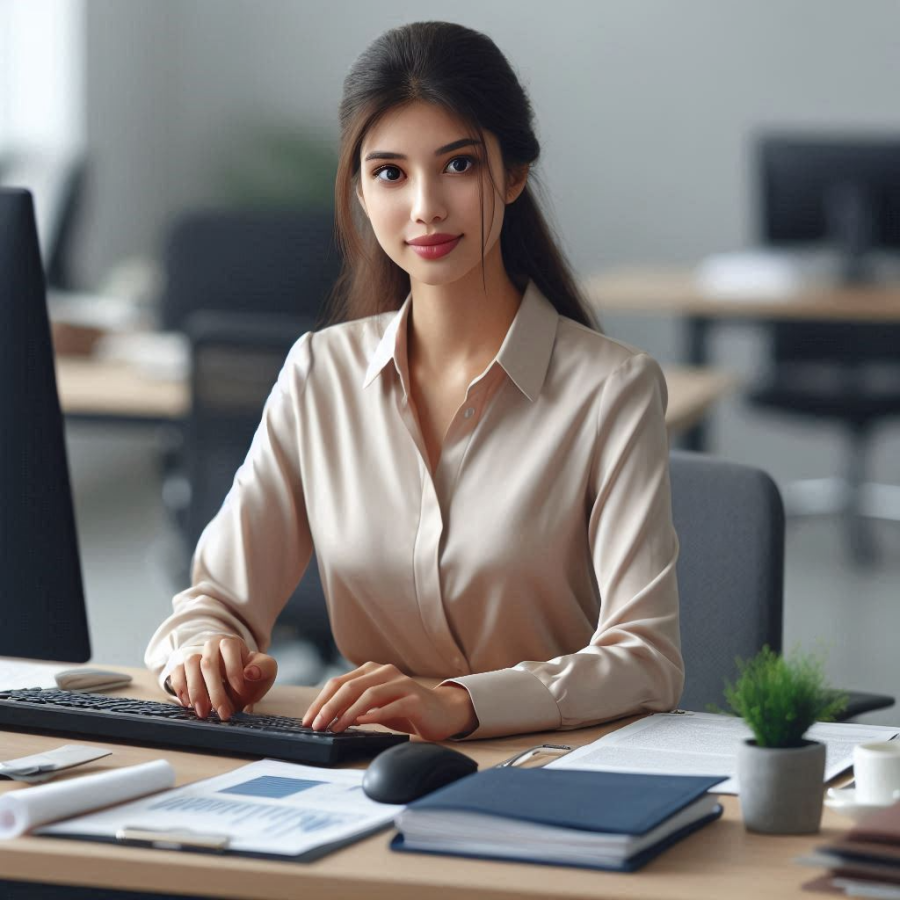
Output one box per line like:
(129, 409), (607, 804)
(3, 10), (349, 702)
(116, 826), (231, 851)
(495, 743), (573, 768)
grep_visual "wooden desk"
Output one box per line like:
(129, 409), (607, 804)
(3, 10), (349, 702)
(0, 667), (843, 900)
(55, 354), (734, 438)
(585, 267), (900, 449)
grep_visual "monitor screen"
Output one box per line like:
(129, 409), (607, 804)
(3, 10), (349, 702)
(0, 188), (91, 662)
(758, 135), (900, 281)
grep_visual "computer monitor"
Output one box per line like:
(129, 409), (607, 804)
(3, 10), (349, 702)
(758, 134), (900, 282)
(0, 188), (91, 661)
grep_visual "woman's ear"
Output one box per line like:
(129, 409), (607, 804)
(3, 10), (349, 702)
(505, 164), (529, 205)
(356, 181), (368, 217)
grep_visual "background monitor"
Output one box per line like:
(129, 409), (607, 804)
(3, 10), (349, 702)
(758, 134), (900, 282)
(0, 188), (91, 662)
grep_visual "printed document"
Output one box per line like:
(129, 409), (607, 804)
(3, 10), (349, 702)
(546, 712), (900, 794)
(40, 758), (403, 859)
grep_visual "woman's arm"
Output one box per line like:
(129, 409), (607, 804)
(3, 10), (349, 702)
(441, 352), (684, 739)
(144, 332), (316, 693)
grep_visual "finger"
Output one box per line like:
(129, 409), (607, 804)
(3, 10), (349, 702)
(184, 654), (210, 717)
(200, 640), (233, 720)
(355, 696), (419, 733)
(301, 662), (382, 726)
(168, 665), (189, 707)
(219, 638), (247, 696)
(310, 666), (401, 731)
(241, 652), (278, 705)
(301, 668), (365, 727)
(331, 680), (408, 733)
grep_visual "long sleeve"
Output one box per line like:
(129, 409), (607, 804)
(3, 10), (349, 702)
(144, 333), (315, 690)
(442, 352), (684, 739)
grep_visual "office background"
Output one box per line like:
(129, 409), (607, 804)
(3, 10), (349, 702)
(3, 1), (899, 719)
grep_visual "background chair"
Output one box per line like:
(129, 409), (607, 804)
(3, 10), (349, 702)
(669, 450), (893, 719)
(180, 310), (337, 672)
(158, 207), (340, 331)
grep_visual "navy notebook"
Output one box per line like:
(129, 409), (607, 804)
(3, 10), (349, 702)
(391, 768), (725, 873)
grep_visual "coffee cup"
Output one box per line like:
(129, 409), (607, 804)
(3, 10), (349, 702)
(853, 741), (900, 806)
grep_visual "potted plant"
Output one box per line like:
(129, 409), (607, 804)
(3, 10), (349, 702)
(724, 645), (847, 834)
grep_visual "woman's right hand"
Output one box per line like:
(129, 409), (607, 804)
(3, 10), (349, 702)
(168, 636), (278, 721)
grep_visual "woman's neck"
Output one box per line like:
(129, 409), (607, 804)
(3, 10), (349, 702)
(407, 246), (523, 382)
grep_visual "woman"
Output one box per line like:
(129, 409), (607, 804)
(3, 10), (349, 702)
(145, 21), (684, 742)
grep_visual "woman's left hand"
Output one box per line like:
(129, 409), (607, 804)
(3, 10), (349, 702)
(301, 662), (478, 742)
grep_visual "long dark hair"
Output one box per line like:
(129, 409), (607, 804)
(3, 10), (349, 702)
(327, 21), (597, 331)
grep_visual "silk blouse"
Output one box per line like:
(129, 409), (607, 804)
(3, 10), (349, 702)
(145, 280), (684, 739)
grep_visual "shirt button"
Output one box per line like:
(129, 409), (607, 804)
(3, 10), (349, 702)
(463, 407), (475, 419)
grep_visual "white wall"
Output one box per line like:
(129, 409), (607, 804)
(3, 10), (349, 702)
(78, 0), (900, 286)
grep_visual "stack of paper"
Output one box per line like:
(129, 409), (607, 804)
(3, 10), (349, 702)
(393, 768), (725, 872)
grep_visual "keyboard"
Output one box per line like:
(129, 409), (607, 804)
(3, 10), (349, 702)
(0, 688), (408, 766)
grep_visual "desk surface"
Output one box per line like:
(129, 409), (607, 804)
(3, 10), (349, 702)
(0, 667), (845, 900)
(586, 266), (900, 321)
(55, 354), (734, 436)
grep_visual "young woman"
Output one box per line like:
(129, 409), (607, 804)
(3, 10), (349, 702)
(145, 21), (684, 742)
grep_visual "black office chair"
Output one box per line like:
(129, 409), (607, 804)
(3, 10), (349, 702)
(746, 321), (900, 565)
(158, 208), (341, 332)
(670, 450), (893, 720)
(181, 310), (337, 669)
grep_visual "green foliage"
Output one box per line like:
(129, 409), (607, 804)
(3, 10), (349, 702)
(720, 646), (847, 748)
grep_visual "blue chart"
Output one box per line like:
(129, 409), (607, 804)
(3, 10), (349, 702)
(220, 776), (323, 800)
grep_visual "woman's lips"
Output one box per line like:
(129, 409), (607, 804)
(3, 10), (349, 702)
(407, 236), (462, 260)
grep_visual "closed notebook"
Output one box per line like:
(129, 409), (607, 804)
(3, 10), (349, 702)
(391, 768), (725, 872)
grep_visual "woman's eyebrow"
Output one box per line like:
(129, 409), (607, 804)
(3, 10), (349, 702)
(364, 138), (484, 162)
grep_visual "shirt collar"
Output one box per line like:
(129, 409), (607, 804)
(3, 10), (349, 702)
(362, 280), (559, 402)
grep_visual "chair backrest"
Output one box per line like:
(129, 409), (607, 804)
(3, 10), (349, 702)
(669, 451), (784, 711)
(184, 310), (332, 650)
(159, 208), (341, 332)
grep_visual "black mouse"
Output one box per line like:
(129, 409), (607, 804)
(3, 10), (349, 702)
(362, 741), (478, 804)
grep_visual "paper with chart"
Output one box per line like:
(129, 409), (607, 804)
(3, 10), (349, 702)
(546, 711), (900, 794)
(39, 759), (403, 857)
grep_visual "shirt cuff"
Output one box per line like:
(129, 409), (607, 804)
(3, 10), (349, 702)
(439, 667), (561, 740)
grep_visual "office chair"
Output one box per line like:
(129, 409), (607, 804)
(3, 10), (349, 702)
(181, 310), (337, 670)
(669, 450), (893, 720)
(746, 323), (900, 566)
(158, 208), (341, 332)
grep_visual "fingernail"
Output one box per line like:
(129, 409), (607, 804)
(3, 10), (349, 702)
(194, 702), (204, 717)
(244, 665), (261, 681)
(219, 703), (232, 721)
(313, 715), (324, 730)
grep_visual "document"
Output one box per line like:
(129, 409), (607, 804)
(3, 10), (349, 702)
(0, 658), (63, 690)
(40, 759), (403, 860)
(546, 712), (900, 794)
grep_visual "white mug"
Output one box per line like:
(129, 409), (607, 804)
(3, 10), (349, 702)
(853, 741), (900, 806)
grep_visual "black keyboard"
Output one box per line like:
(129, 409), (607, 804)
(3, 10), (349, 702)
(0, 688), (408, 766)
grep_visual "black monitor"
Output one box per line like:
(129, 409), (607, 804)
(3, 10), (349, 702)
(0, 188), (91, 661)
(758, 134), (900, 282)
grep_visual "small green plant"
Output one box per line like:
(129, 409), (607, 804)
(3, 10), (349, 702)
(721, 645), (847, 748)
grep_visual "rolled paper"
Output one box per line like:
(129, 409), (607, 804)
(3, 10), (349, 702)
(0, 759), (175, 839)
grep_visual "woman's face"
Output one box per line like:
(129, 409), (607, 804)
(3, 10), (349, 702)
(356, 101), (526, 287)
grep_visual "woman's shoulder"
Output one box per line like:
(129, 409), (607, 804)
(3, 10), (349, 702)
(554, 314), (664, 385)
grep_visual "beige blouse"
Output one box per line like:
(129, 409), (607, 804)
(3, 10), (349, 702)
(145, 281), (684, 739)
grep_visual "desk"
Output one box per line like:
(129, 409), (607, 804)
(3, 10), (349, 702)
(0, 667), (845, 900)
(585, 267), (900, 449)
(55, 354), (734, 438)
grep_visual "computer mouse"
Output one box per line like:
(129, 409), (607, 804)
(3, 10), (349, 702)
(54, 668), (133, 693)
(362, 741), (478, 805)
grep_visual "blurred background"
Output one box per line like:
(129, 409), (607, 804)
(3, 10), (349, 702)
(3, 0), (898, 719)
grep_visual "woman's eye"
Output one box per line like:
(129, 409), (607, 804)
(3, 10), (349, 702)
(373, 166), (404, 182)
(445, 156), (475, 174)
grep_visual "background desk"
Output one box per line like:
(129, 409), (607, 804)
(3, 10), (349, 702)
(585, 267), (900, 449)
(55, 354), (735, 438)
(0, 666), (846, 900)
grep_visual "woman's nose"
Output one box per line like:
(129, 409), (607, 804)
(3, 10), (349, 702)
(410, 178), (447, 225)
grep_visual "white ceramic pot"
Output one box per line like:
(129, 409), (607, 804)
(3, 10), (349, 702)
(737, 738), (825, 834)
